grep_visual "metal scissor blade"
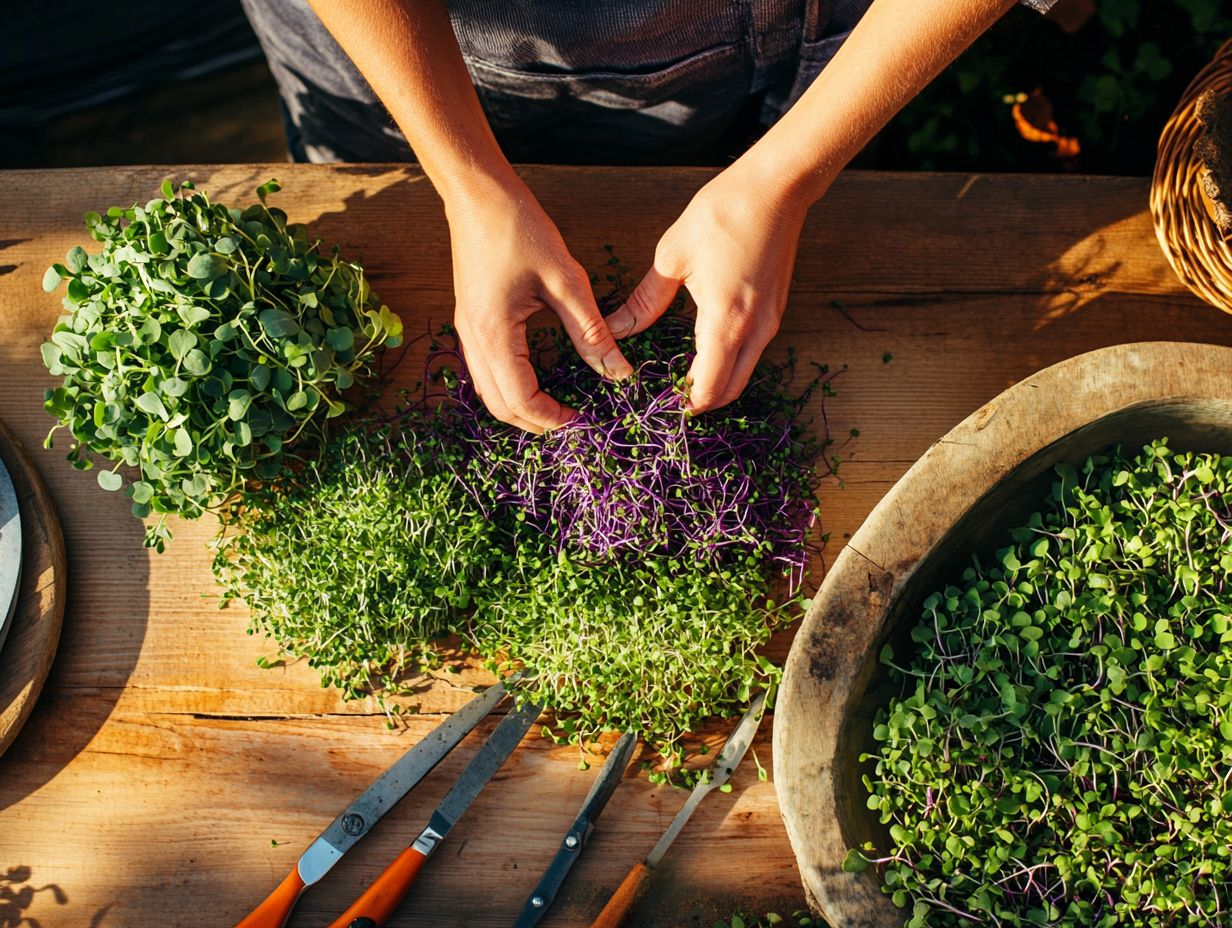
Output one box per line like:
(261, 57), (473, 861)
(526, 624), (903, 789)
(645, 690), (767, 867)
(300, 678), (512, 885)
(514, 731), (638, 928)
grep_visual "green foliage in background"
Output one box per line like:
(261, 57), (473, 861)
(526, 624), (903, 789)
(880, 0), (1232, 174)
(851, 441), (1232, 925)
(41, 180), (402, 549)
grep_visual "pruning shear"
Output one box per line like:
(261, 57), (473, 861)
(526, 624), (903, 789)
(234, 678), (540, 928)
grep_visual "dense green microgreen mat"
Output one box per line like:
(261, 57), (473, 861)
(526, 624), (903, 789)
(215, 318), (831, 769)
(40, 179), (402, 550)
(848, 440), (1232, 926)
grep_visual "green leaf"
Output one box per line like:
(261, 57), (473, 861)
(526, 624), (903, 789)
(172, 428), (194, 457)
(325, 327), (354, 351)
(97, 470), (123, 492)
(259, 308), (300, 339)
(135, 392), (169, 420)
(183, 349), (210, 376)
(42, 265), (62, 292)
(168, 330), (196, 361)
(187, 252), (227, 281)
(841, 849), (869, 873)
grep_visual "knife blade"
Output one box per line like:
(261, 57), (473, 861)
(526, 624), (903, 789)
(326, 698), (543, 928)
(514, 731), (638, 928)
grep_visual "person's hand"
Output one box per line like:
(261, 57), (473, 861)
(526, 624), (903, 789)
(604, 165), (813, 414)
(447, 179), (633, 432)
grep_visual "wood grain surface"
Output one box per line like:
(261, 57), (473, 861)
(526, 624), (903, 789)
(0, 416), (66, 760)
(0, 165), (1229, 928)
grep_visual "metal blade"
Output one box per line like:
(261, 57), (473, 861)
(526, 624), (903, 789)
(297, 679), (511, 885)
(413, 699), (541, 856)
(645, 690), (768, 868)
(0, 456), (22, 656)
(513, 731), (638, 928)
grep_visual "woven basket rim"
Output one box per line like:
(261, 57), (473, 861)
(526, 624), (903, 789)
(1151, 36), (1232, 313)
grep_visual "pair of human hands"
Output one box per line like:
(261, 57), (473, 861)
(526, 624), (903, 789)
(446, 166), (809, 432)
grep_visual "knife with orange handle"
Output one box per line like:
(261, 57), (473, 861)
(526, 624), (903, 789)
(588, 691), (768, 928)
(234, 677), (516, 928)
(325, 698), (542, 928)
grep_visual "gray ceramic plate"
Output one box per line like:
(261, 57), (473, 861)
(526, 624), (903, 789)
(0, 455), (21, 655)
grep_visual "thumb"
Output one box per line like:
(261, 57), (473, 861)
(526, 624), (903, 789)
(546, 272), (634, 380)
(604, 264), (681, 340)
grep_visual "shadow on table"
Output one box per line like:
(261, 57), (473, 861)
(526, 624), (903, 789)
(0, 237), (152, 813)
(0, 865), (65, 928)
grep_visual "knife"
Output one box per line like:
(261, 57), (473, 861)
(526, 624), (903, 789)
(326, 698), (542, 928)
(235, 678), (513, 928)
(514, 731), (638, 927)
(589, 691), (769, 928)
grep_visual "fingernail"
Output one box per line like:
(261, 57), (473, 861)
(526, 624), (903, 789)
(600, 347), (634, 380)
(605, 305), (634, 338)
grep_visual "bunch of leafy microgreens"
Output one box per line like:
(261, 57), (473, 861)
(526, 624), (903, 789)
(846, 440), (1232, 926)
(41, 179), (402, 550)
(216, 258), (841, 776)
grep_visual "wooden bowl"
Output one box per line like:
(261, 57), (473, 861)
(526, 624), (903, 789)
(774, 342), (1232, 926)
(1151, 38), (1232, 313)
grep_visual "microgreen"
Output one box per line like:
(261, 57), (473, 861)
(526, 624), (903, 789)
(215, 303), (832, 770)
(41, 179), (403, 549)
(852, 440), (1232, 926)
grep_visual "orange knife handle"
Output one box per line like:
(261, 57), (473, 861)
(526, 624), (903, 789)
(589, 861), (652, 928)
(325, 846), (429, 928)
(234, 867), (307, 928)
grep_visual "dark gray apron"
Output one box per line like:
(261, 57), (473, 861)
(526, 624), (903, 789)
(242, 0), (1053, 164)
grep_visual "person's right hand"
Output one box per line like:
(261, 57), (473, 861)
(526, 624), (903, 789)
(446, 178), (633, 432)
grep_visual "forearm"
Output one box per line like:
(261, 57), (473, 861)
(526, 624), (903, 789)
(307, 0), (516, 206)
(740, 0), (1016, 202)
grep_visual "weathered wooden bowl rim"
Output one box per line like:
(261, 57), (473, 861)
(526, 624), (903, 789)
(774, 341), (1232, 926)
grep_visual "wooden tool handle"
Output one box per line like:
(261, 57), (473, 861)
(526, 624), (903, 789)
(326, 846), (429, 928)
(234, 867), (306, 928)
(589, 861), (651, 928)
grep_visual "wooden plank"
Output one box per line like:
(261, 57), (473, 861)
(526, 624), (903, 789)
(0, 165), (1227, 927)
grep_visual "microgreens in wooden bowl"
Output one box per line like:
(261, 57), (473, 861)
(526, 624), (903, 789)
(774, 342), (1232, 927)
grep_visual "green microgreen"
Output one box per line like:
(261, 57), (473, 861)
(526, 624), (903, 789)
(852, 439), (1232, 926)
(40, 179), (402, 549)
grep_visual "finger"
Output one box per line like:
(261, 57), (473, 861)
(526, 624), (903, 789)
(476, 316), (575, 433)
(715, 330), (774, 408)
(684, 310), (742, 415)
(545, 271), (634, 380)
(604, 264), (681, 340)
(457, 316), (568, 433)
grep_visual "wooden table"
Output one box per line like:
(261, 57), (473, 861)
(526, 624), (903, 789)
(0, 165), (1228, 928)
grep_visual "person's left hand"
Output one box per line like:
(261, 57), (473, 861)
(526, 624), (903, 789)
(603, 164), (813, 413)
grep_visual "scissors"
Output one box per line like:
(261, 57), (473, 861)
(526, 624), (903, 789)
(234, 678), (540, 928)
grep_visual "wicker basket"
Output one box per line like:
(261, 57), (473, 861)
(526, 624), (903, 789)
(1151, 38), (1232, 313)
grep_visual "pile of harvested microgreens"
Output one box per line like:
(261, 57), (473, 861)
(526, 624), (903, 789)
(849, 440), (1232, 926)
(217, 314), (834, 770)
(40, 179), (402, 550)
(41, 180), (835, 775)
